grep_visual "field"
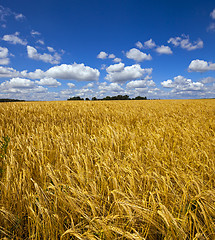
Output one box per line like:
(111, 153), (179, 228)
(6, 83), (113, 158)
(0, 99), (215, 239)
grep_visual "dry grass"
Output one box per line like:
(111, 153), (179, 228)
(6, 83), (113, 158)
(0, 99), (214, 239)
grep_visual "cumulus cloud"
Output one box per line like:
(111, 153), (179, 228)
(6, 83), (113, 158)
(210, 9), (215, 19)
(0, 77), (34, 89)
(126, 79), (156, 89)
(188, 59), (215, 72)
(201, 77), (215, 84)
(0, 77), (48, 94)
(21, 69), (46, 79)
(126, 48), (152, 62)
(0, 47), (8, 58)
(105, 64), (152, 83)
(6, 63), (100, 82)
(135, 41), (144, 49)
(113, 58), (122, 63)
(97, 51), (116, 60)
(0, 58), (9, 65)
(47, 47), (55, 52)
(156, 45), (173, 54)
(84, 82), (94, 88)
(168, 35), (203, 51)
(108, 54), (115, 59)
(27, 45), (61, 64)
(143, 39), (156, 49)
(97, 51), (108, 59)
(0, 47), (9, 65)
(0, 66), (19, 78)
(46, 63), (100, 81)
(106, 63), (125, 73)
(3, 32), (27, 45)
(35, 77), (61, 87)
(67, 83), (75, 88)
(98, 82), (123, 92)
(37, 40), (45, 45)
(74, 88), (94, 96)
(161, 75), (204, 91)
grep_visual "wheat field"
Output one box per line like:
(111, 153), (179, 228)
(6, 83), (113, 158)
(0, 99), (214, 239)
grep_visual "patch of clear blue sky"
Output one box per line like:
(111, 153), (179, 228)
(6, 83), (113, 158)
(0, 0), (215, 99)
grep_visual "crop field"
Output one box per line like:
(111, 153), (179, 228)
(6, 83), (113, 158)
(0, 99), (214, 239)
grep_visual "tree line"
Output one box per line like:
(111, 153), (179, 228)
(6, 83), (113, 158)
(0, 99), (25, 102)
(67, 95), (147, 101)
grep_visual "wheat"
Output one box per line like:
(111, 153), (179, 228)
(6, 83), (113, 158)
(0, 99), (214, 239)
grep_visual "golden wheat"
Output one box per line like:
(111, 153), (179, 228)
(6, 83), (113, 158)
(0, 99), (214, 239)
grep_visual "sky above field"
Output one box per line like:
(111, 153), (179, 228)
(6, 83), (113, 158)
(0, 0), (215, 100)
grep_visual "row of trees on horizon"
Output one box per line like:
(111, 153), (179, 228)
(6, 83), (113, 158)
(67, 95), (148, 101)
(0, 99), (25, 102)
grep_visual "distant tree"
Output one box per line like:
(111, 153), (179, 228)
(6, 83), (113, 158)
(92, 97), (97, 101)
(85, 98), (90, 101)
(102, 95), (130, 100)
(133, 96), (147, 100)
(0, 99), (25, 102)
(67, 96), (84, 101)
(103, 96), (111, 100)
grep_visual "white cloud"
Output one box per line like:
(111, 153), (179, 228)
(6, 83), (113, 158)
(0, 47), (9, 65)
(67, 83), (75, 88)
(126, 48), (152, 62)
(97, 51), (108, 59)
(126, 79), (156, 89)
(74, 88), (94, 96)
(0, 5), (25, 23)
(21, 69), (46, 79)
(47, 47), (55, 52)
(0, 58), (9, 65)
(108, 54), (115, 59)
(168, 35), (203, 51)
(161, 79), (174, 88)
(14, 13), (25, 21)
(156, 45), (173, 55)
(135, 41), (143, 49)
(84, 82), (94, 88)
(0, 77), (34, 89)
(46, 63), (100, 81)
(201, 77), (215, 84)
(0, 5), (12, 22)
(105, 64), (152, 83)
(161, 75), (204, 91)
(36, 77), (61, 87)
(98, 82), (123, 92)
(27, 45), (61, 64)
(113, 58), (122, 63)
(3, 32), (27, 45)
(8, 63), (100, 82)
(188, 59), (215, 72)
(31, 30), (41, 36)
(0, 66), (19, 78)
(37, 40), (45, 45)
(0, 47), (8, 58)
(210, 9), (215, 19)
(106, 63), (125, 73)
(144, 39), (156, 49)
(0, 77), (48, 94)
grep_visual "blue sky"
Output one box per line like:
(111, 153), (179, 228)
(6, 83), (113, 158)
(0, 0), (215, 100)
